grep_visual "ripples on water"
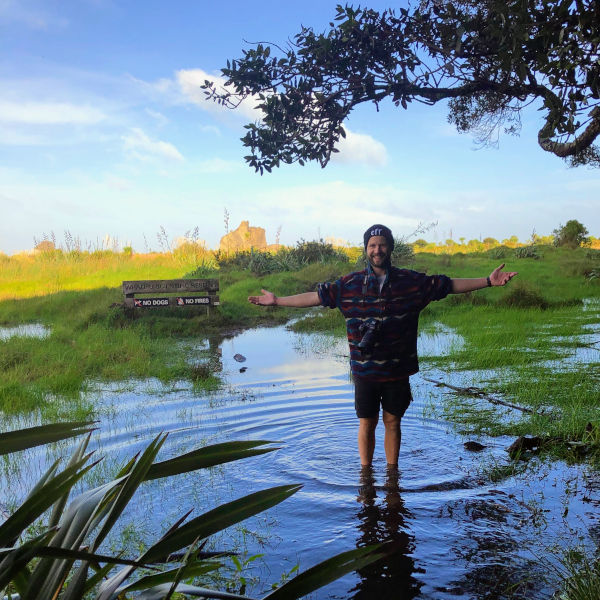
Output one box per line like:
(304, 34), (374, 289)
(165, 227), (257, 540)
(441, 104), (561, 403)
(2, 324), (599, 599)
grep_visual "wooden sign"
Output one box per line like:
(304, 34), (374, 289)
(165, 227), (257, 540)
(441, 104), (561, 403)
(123, 279), (219, 310)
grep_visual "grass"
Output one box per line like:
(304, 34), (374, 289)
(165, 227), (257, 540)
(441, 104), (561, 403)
(286, 250), (600, 463)
(2, 245), (599, 462)
(0, 251), (350, 418)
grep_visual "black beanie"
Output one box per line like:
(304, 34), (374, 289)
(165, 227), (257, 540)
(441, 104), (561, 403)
(363, 224), (394, 252)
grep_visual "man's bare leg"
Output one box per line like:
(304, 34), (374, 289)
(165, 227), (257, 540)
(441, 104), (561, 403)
(358, 417), (378, 466)
(383, 410), (401, 465)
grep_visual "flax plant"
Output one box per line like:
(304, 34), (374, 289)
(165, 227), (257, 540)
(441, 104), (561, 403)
(0, 422), (383, 599)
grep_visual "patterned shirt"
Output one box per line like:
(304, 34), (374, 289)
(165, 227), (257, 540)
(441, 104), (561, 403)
(317, 265), (452, 381)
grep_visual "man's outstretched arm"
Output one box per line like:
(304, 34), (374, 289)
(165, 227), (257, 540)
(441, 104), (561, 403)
(451, 263), (518, 294)
(248, 289), (321, 307)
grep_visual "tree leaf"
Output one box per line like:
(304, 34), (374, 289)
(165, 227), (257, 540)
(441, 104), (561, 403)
(143, 485), (301, 562)
(0, 454), (95, 547)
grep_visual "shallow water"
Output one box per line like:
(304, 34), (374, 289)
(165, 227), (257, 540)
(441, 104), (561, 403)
(2, 324), (599, 599)
(0, 323), (50, 340)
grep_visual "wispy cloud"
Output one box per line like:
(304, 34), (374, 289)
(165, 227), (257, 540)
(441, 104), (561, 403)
(176, 68), (262, 121)
(145, 108), (169, 127)
(252, 181), (419, 234)
(332, 126), (388, 167)
(0, 100), (105, 124)
(122, 127), (184, 162)
(199, 124), (221, 136)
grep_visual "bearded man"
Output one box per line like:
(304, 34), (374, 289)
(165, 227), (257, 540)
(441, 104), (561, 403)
(249, 225), (517, 467)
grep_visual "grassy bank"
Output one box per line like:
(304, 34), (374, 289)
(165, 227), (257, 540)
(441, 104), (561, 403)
(2, 245), (599, 464)
(0, 249), (349, 418)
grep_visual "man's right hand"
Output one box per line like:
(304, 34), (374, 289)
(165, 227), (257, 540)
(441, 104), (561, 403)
(248, 289), (277, 306)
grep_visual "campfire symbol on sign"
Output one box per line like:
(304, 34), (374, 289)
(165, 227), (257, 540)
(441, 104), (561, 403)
(177, 297), (185, 306)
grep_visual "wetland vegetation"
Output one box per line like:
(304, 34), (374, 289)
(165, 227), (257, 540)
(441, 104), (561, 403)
(1, 235), (600, 598)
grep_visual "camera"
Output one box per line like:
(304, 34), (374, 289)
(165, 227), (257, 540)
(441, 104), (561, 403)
(358, 318), (380, 356)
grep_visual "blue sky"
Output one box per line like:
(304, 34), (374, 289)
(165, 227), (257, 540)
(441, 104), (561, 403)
(1, 0), (599, 254)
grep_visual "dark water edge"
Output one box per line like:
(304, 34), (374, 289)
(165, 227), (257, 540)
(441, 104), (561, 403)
(1, 324), (599, 599)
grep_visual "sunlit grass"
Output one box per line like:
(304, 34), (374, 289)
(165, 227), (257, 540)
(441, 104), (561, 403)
(0, 250), (215, 300)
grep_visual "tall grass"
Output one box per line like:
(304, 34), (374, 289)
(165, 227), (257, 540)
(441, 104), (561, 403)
(0, 250), (216, 301)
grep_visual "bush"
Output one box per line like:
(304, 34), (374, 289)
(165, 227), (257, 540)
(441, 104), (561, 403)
(288, 239), (349, 265)
(514, 246), (541, 259)
(586, 269), (600, 282)
(497, 282), (549, 309)
(217, 240), (348, 276)
(391, 241), (416, 265)
(487, 245), (513, 259)
(553, 220), (590, 249)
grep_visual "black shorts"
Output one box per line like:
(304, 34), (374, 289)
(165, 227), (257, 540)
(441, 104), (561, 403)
(353, 377), (412, 419)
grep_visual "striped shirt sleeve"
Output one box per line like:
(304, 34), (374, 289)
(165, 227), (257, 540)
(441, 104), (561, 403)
(416, 272), (452, 307)
(317, 279), (341, 309)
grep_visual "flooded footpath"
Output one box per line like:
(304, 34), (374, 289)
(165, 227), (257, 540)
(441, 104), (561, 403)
(2, 324), (600, 599)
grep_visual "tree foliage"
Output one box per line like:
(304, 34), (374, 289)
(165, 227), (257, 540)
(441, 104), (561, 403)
(552, 219), (590, 247)
(204, 1), (600, 173)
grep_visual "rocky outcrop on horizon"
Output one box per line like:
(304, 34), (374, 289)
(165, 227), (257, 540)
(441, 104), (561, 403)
(219, 221), (267, 253)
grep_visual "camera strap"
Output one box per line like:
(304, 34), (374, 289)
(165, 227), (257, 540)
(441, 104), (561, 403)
(361, 272), (369, 304)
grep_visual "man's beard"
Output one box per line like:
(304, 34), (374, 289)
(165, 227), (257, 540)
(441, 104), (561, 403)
(368, 253), (391, 269)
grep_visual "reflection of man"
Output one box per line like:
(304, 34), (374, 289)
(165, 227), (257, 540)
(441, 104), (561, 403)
(352, 466), (421, 600)
(249, 224), (517, 467)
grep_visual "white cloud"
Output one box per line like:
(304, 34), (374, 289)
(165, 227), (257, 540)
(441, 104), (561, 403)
(176, 68), (262, 121)
(252, 181), (419, 235)
(122, 128), (184, 162)
(104, 175), (133, 191)
(332, 126), (388, 167)
(145, 108), (169, 127)
(199, 124), (221, 136)
(0, 100), (105, 124)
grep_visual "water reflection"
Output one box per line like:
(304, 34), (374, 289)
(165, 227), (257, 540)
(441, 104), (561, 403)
(351, 466), (422, 599)
(0, 323), (50, 340)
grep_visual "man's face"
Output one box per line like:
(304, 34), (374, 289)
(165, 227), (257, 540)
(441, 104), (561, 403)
(366, 235), (390, 268)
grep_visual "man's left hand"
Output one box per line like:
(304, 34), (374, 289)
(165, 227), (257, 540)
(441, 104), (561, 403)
(489, 263), (518, 286)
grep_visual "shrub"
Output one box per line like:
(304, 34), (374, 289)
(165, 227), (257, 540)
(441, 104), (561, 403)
(553, 220), (590, 249)
(497, 282), (549, 309)
(585, 249), (600, 260)
(287, 239), (349, 265)
(217, 240), (348, 276)
(487, 245), (513, 259)
(586, 269), (600, 282)
(514, 246), (541, 259)
(391, 240), (416, 265)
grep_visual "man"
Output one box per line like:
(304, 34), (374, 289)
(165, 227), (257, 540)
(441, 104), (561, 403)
(248, 224), (517, 467)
